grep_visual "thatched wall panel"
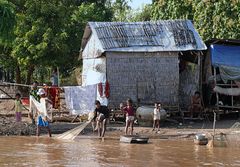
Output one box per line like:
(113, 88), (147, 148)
(106, 52), (179, 107)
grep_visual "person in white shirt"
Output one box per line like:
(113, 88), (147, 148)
(36, 88), (52, 137)
(153, 102), (161, 132)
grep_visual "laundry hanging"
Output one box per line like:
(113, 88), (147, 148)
(105, 80), (110, 98)
(213, 86), (240, 96)
(219, 65), (240, 83)
(98, 83), (103, 97)
(64, 85), (97, 115)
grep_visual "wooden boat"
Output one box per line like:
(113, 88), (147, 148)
(120, 135), (149, 144)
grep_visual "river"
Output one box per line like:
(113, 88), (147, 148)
(0, 136), (239, 166)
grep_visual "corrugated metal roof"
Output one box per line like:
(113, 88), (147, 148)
(81, 20), (207, 53)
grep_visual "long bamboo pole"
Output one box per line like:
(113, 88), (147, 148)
(0, 87), (29, 111)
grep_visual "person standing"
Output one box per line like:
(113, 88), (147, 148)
(12, 93), (23, 122)
(49, 68), (60, 109)
(50, 68), (58, 86)
(29, 81), (39, 125)
(153, 102), (161, 132)
(94, 100), (109, 138)
(121, 99), (135, 135)
(36, 88), (52, 137)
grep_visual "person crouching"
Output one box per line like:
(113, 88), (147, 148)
(94, 100), (109, 138)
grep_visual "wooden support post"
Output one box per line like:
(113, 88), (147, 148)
(198, 52), (202, 95)
(231, 80), (234, 110)
(57, 67), (60, 87)
(214, 67), (220, 120)
(212, 111), (217, 146)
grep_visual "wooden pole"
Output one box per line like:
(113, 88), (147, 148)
(214, 68), (219, 113)
(198, 52), (202, 94)
(57, 67), (60, 87)
(231, 80), (234, 110)
(212, 111), (216, 146)
(3, 82), (31, 88)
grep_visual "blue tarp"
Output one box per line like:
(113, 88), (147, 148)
(211, 44), (240, 67)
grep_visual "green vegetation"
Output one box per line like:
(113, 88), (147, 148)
(0, 0), (113, 85)
(151, 0), (240, 41)
(0, 0), (240, 85)
(0, 0), (15, 41)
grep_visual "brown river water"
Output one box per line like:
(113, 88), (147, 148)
(0, 136), (239, 167)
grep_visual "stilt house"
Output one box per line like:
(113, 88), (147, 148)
(80, 20), (207, 110)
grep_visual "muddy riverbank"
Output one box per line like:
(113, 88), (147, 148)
(1, 115), (239, 142)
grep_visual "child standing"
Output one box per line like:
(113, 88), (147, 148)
(121, 99), (135, 135)
(153, 103), (161, 132)
(13, 93), (22, 122)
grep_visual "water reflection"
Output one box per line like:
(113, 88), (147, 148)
(0, 137), (239, 166)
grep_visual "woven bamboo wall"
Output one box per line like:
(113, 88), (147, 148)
(179, 63), (199, 109)
(106, 52), (179, 108)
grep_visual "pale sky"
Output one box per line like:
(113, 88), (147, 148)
(129, 0), (152, 10)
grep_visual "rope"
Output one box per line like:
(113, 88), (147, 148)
(2, 82), (65, 88)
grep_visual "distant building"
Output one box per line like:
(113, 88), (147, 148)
(80, 20), (206, 110)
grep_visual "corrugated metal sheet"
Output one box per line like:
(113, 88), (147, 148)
(81, 20), (206, 56)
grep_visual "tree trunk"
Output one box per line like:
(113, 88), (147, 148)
(15, 65), (21, 84)
(26, 64), (35, 85)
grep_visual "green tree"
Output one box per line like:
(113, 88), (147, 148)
(151, 0), (240, 41)
(111, 0), (132, 21)
(11, 0), (72, 84)
(0, 0), (15, 41)
(151, 0), (194, 21)
(1, 0), (113, 84)
(131, 4), (152, 21)
(193, 0), (240, 40)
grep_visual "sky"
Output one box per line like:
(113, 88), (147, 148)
(129, 0), (152, 10)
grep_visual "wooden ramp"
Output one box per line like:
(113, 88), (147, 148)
(55, 120), (91, 140)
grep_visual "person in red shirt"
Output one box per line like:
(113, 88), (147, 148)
(121, 99), (135, 135)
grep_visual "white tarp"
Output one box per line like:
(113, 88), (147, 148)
(82, 58), (106, 86)
(64, 85), (97, 115)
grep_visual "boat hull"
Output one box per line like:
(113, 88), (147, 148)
(120, 135), (149, 144)
(194, 138), (208, 145)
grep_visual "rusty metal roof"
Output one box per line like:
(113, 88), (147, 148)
(81, 20), (206, 54)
